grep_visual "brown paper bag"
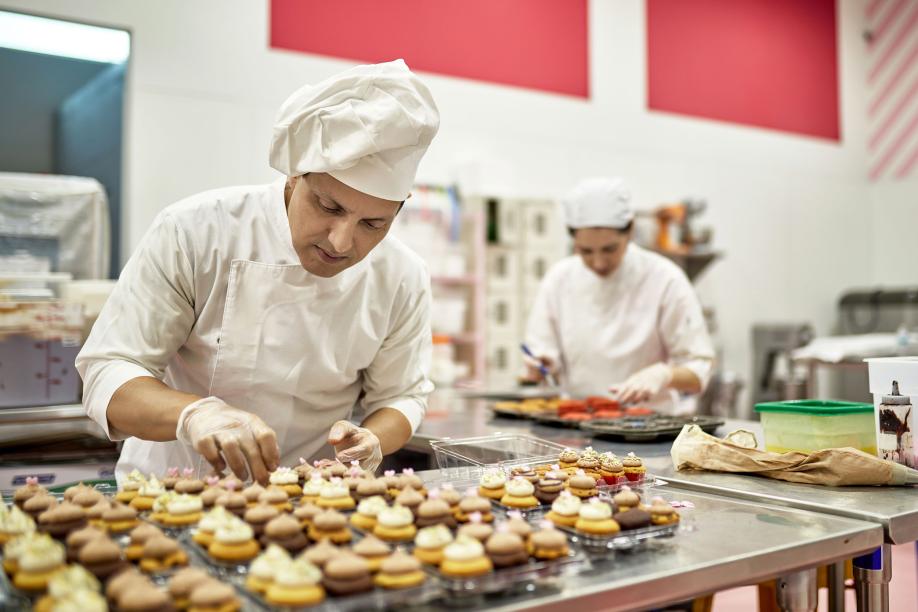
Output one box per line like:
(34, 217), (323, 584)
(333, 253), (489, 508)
(671, 425), (918, 486)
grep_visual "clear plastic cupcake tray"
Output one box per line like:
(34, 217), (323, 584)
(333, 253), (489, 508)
(554, 521), (681, 552)
(426, 550), (585, 598)
(430, 433), (569, 484)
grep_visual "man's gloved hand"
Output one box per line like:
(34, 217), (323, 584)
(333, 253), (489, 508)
(176, 396), (280, 484)
(521, 354), (557, 385)
(327, 421), (383, 472)
(609, 363), (673, 404)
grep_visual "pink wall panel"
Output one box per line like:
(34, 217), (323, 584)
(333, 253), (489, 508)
(270, 0), (589, 98)
(646, 0), (840, 141)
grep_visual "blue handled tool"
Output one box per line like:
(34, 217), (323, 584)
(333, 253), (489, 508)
(520, 343), (557, 387)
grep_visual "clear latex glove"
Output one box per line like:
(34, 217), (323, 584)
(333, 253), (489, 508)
(521, 354), (557, 385)
(327, 420), (383, 472)
(176, 396), (280, 485)
(609, 363), (673, 404)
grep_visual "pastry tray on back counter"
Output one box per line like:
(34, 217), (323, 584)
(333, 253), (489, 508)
(580, 415), (724, 441)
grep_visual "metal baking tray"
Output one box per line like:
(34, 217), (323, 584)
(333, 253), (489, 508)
(579, 415), (725, 441)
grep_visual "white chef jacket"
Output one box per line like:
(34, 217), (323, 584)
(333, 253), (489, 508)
(76, 180), (433, 479)
(524, 244), (714, 414)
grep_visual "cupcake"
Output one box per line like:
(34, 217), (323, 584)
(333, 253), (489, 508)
(63, 482), (93, 502)
(300, 474), (326, 505)
(104, 566), (147, 604)
(558, 448), (580, 469)
(124, 523), (164, 562)
(174, 471), (205, 495)
(219, 475), (244, 491)
(101, 503), (140, 534)
(200, 477), (223, 509)
(415, 493), (455, 528)
(456, 512), (494, 544)
(130, 476), (166, 512)
(258, 486), (293, 512)
(576, 455), (602, 480)
(65, 525), (106, 562)
(510, 466), (540, 484)
(375, 550), (426, 590)
(163, 494), (204, 527)
(622, 452), (646, 482)
(500, 477), (539, 509)
(545, 491), (581, 527)
(535, 478), (564, 505)
(349, 495), (387, 531)
(23, 493), (57, 521)
(485, 529), (528, 568)
(71, 488), (105, 509)
(545, 465), (570, 484)
(294, 457), (314, 483)
(148, 491), (178, 525)
(351, 534), (391, 572)
(503, 511), (533, 542)
(456, 489), (494, 523)
(168, 566), (211, 609)
(413, 524), (452, 565)
(13, 477), (46, 508)
(322, 553), (373, 596)
(294, 501), (322, 530)
(382, 470), (402, 499)
(439, 536), (492, 578)
(241, 482), (265, 507)
(308, 509), (352, 544)
(529, 521), (570, 560)
(614, 507), (653, 531)
(12, 534), (65, 592)
(188, 579), (241, 612)
(262, 514), (308, 554)
(266, 558), (326, 606)
(649, 498), (680, 526)
(244, 503), (280, 537)
(192, 506), (233, 548)
(315, 478), (355, 511)
(114, 579), (170, 612)
(302, 539), (343, 569)
(599, 453), (625, 485)
(567, 470), (599, 498)
(215, 489), (247, 518)
(139, 535), (188, 573)
(354, 477), (388, 501)
(575, 499), (620, 536)
(115, 470), (146, 504)
(78, 536), (126, 579)
(437, 484), (462, 516)
(3, 531), (39, 574)
(478, 469), (507, 500)
(268, 467), (302, 498)
(33, 564), (102, 612)
(84, 499), (111, 528)
(161, 467), (181, 490)
(208, 520), (260, 562)
(372, 505), (416, 542)
(394, 486), (424, 518)
(326, 462), (349, 480)
(612, 486), (641, 511)
(399, 468), (426, 496)
(246, 544), (291, 594)
(0, 505), (35, 545)
(38, 502), (87, 539)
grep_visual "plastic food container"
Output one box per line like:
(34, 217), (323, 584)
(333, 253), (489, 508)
(429, 434), (568, 484)
(754, 400), (876, 454)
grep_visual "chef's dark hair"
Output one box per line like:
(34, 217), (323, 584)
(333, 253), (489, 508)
(567, 221), (633, 237)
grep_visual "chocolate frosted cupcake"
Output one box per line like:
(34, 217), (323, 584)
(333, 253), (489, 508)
(23, 493), (57, 521)
(322, 553), (373, 596)
(354, 477), (388, 501)
(612, 486), (641, 511)
(303, 539), (343, 569)
(189, 579), (240, 612)
(13, 478), (46, 508)
(536, 478), (564, 504)
(242, 483), (265, 506)
(71, 488), (104, 509)
(161, 467), (181, 490)
(65, 525), (106, 562)
(174, 475), (205, 495)
(456, 513), (494, 543)
(84, 499), (111, 527)
(78, 536), (126, 579)
(394, 487), (424, 517)
(294, 502), (322, 529)
(215, 491), (247, 517)
(125, 523), (164, 562)
(613, 507), (652, 531)
(38, 502), (87, 539)
(415, 497), (456, 529)
(437, 484), (462, 515)
(351, 534), (391, 572)
(485, 530), (528, 568)
(262, 514), (308, 554)
(168, 567), (211, 609)
(244, 503), (280, 537)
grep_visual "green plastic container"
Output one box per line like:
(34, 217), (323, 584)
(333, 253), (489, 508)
(755, 400), (877, 455)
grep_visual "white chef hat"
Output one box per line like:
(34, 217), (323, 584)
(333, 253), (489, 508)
(269, 59), (440, 201)
(562, 177), (634, 229)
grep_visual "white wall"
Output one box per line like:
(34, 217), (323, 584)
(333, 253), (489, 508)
(2, 0), (878, 411)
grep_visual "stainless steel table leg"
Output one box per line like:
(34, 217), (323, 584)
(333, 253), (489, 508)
(854, 545), (891, 612)
(827, 561), (846, 612)
(777, 568), (817, 612)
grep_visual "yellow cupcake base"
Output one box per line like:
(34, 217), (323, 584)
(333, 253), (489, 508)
(413, 547), (444, 565)
(192, 531), (214, 548)
(130, 496), (155, 511)
(440, 556), (492, 578)
(13, 566), (61, 591)
(568, 487), (598, 499)
(375, 570), (426, 589)
(140, 551), (189, 573)
(545, 511), (578, 527)
(209, 540), (260, 562)
(478, 486), (504, 500)
(575, 517), (620, 535)
(162, 512), (203, 526)
(115, 490), (138, 503)
(307, 526), (351, 544)
(373, 523), (417, 542)
(265, 584), (325, 607)
(280, 484), (303, 497)
(316, 497), (356, 511)
(245, 574), (273, 594)
(349, 513), (376, 531)
(105, 519), (140, 533)
(500, 494), (539, 508)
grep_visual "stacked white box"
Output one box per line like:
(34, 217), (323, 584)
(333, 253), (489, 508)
(485, 331), (523, 386)
(486, 291), (521, 337)
(485, 246), (518, 293)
